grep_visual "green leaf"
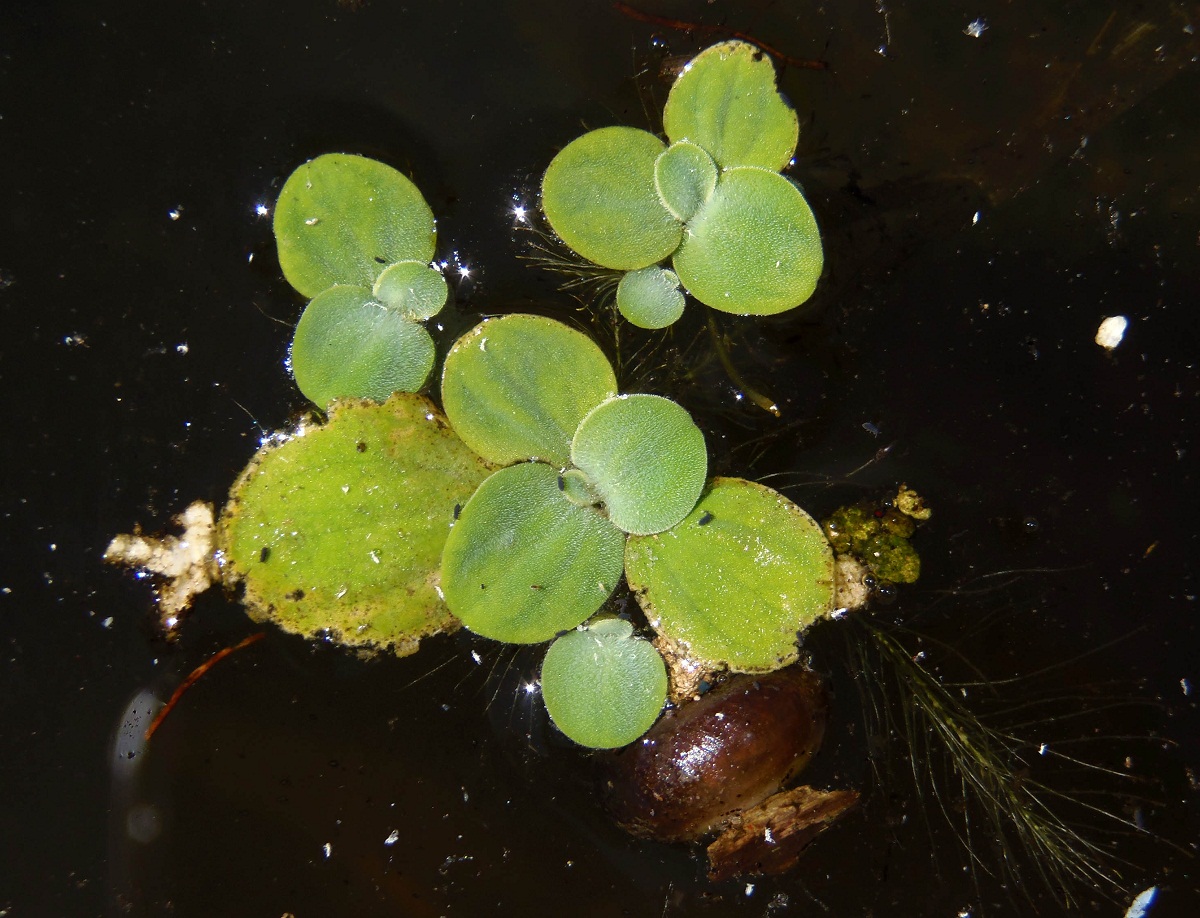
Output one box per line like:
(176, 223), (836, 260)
(616, 266), (686, 329)
(542, 126), (683, 270)
(571, 394), (707, 536)
(541, 619), (668, 748)
(290, 285), (435, 408)
(218, 394), (493, 655)
(672, 167), (823, 315)
(441, 462), (625, 643)
(654, 140), (718, 223)
(662, 41), (799, 172)
(441, 314), (617, 467)
(274, 153), (436, 299)
(624, 477), (835, 672)
(371, 260), (448, 321)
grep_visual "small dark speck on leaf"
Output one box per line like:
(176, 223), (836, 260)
(286, 588), (305, 601)
(453, 503), (461, 520)
(374, 255), (387, 264)
(259, 546), (271, 563)
(698, 511), (714, 526)
(557, 474), (565, 491)
(356, 441), (368, 453)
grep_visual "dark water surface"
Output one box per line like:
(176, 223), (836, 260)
(2, 1), (1197, 915)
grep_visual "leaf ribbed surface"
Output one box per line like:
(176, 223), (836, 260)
(274, 153), (436, 299)
(663, 41), (798, 172)
(624, 477), (835, 671)
(572, 394), (707, 535)
(542, 126), (682, 270)
(290, 285), (435, 408)
(441, 315), (617, 467)
(673, 167), (822, 315)
(441, 462), (625, 643)
(541, 620), (668, 748)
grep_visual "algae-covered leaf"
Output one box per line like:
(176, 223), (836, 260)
(662, 41), (799, 172)
(672, 167), (822, 315)
(624, 477), (835, 672)
(542, 126), (682, 271)
(219, 394), (493, 655)
(441, 315), (617, 467)
(371, 260), (448, 321)
(440, 462), (625, 643)
(541, 618), (668, 749)
(274, 153), (437, 299)
(571, 394), (707, 536)
(290, 285), (435, 408)
(616, 266), (686, 330)
(654, 140), (718, 223)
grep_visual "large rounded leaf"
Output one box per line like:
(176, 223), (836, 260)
(624, 477), (835, 672)
(441, 462), (625, 643)
(291, 285), (435, 408)
(274, 153), (437, 299)
(542, 126), (682, 271)
(571, 394), (707, 536)
(441, 315), (617, 467)
(662, 41), (798, 172)
(541, 618), (668, 749)
(218, 394), (493, 655)
(672, 167), (823, 315)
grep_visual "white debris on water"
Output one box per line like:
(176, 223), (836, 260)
(1124, 886), (1158, 918)
(964, 19), (987, 38)
(1095, 315), (1129, 349)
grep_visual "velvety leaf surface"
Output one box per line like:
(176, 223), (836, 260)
(274, 153), (437, 299)
(571, 394), (707, 535)
(219, 395), (493, 655)
(290, 285), (435, 408)
(654, 140), (718, 223)
(542, 126), (682, 270)
(662, 41), (798, 172)
(624, 477), (835, 671)
(541, 618), (668, 749)
(440, 462), (625, 643)
(616, 266), (686, 330)
(442, 315), (617, 467)
(371, 260), (448, 321)
(672, 167), (823, 315)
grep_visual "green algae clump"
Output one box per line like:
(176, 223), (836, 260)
(822, 487), (928, 585)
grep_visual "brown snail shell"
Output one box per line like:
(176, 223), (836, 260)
(598, 666), (829, 843)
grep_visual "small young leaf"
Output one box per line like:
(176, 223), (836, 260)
(219, 394), (493, 656)
(662, 41), (799, 172)
(372, 260), (448, 321)
(441, 462), (625, 643)
(654, 140), (718, 223)
(274, 153), (437, 299)
(672, 167), (823, 315)
(442, 315), (617, 467)
(291, 286), (435, 408)
(624, 477), (835, 672)
(542, 126), (682, 270)
(616, 266), (686, 329)
(541, 622), (668, 748)
(571, 394), (707, 536)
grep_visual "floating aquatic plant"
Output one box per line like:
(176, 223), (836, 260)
(540, 617), (668, 749)
(540, 41), (823, 327)
(218, 393), (492, 655)
(274, 153), (448, 406)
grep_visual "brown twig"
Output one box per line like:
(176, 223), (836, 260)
(613, 2), (829, 71)
(144, 632), (266, 742)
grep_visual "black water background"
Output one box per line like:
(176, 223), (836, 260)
(1, 1), (1197, 915)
